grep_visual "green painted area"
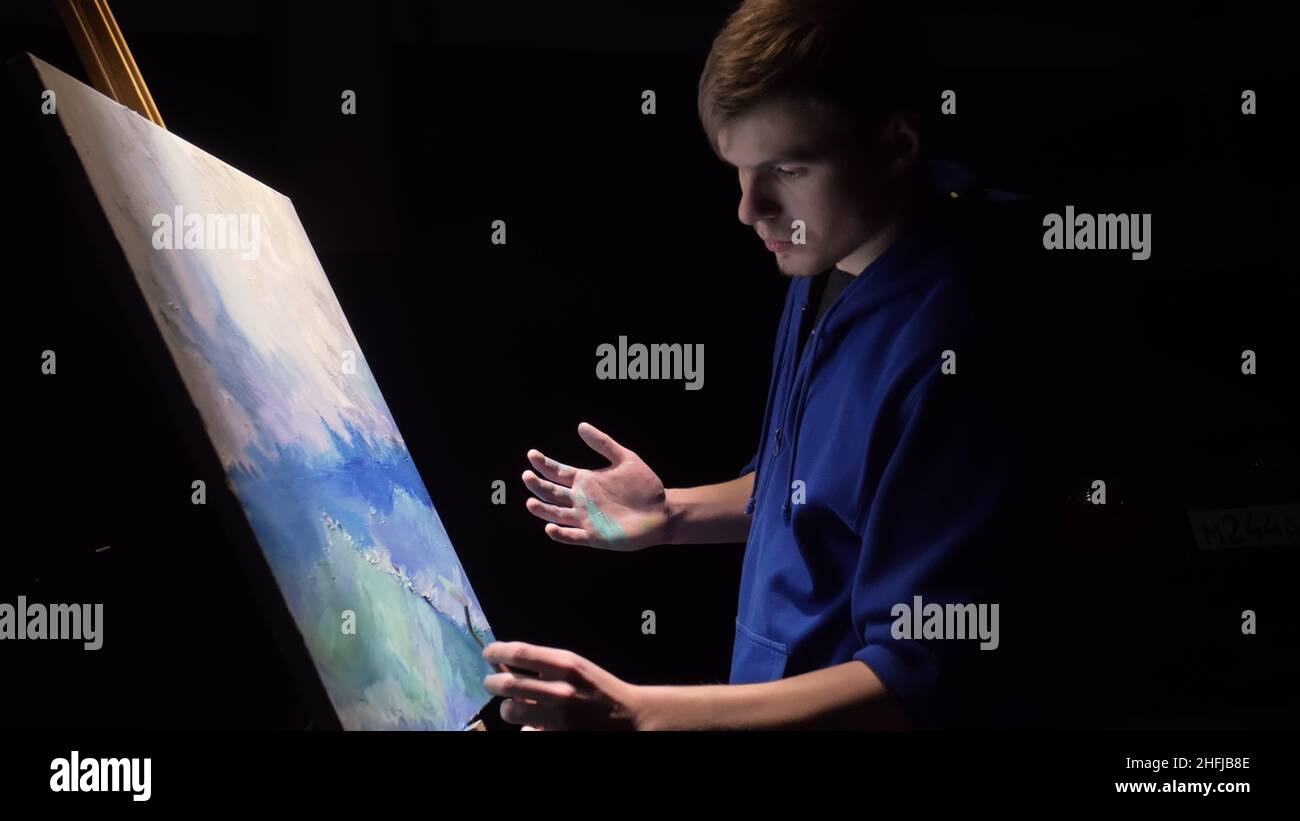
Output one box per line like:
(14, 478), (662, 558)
(574, 488), (627, 544)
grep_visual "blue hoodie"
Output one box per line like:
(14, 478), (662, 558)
(731, 160), (1032, 728)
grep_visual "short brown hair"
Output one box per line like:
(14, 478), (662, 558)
(697, 0), (932, 157)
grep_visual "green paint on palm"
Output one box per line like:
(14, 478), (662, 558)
(574, 488), (627, 544)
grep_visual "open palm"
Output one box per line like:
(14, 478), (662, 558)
(521, 422), (669, 551)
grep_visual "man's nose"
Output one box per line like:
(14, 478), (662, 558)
(737, 176), (779, 227)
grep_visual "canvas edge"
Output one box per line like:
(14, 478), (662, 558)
(24, 52), (297, 204)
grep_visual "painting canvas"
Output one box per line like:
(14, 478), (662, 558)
(22, 55), (495, 730)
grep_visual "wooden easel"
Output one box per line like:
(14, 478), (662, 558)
(50, 0), (491, 734)
(54, 0), (164, 128)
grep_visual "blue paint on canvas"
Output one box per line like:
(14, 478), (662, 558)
(34, 55), (495, 730)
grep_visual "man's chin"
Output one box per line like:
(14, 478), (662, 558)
(773, 247), (828, 278)
(775, 260), (825, 278)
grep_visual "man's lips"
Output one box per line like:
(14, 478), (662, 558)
(763, 237), (794, 252)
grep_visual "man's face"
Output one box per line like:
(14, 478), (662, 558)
(716, 95), (905, 278)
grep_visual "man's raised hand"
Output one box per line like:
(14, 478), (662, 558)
(521, 422), (671, 551)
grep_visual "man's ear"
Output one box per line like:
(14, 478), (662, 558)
(882, 111), (923, 181)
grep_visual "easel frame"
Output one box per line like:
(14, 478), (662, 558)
(53, 0), (165, 127)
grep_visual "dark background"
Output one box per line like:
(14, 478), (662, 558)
(0, 0), (1296, 730)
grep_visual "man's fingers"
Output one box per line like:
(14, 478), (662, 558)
(527, 449), (578, 485)
(486, 672), (578, 703)
(524, 497), (581, 528)
(543, 523), (591, 546)
(521, 470), (574, 506)
(577, 421), (629, 465)
(483, 641), (585, 681)
(500, 698), (549, 728)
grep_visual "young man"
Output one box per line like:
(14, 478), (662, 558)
(485, 0), (1045, 730)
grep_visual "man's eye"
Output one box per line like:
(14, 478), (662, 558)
(775, 166), (804, 179)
